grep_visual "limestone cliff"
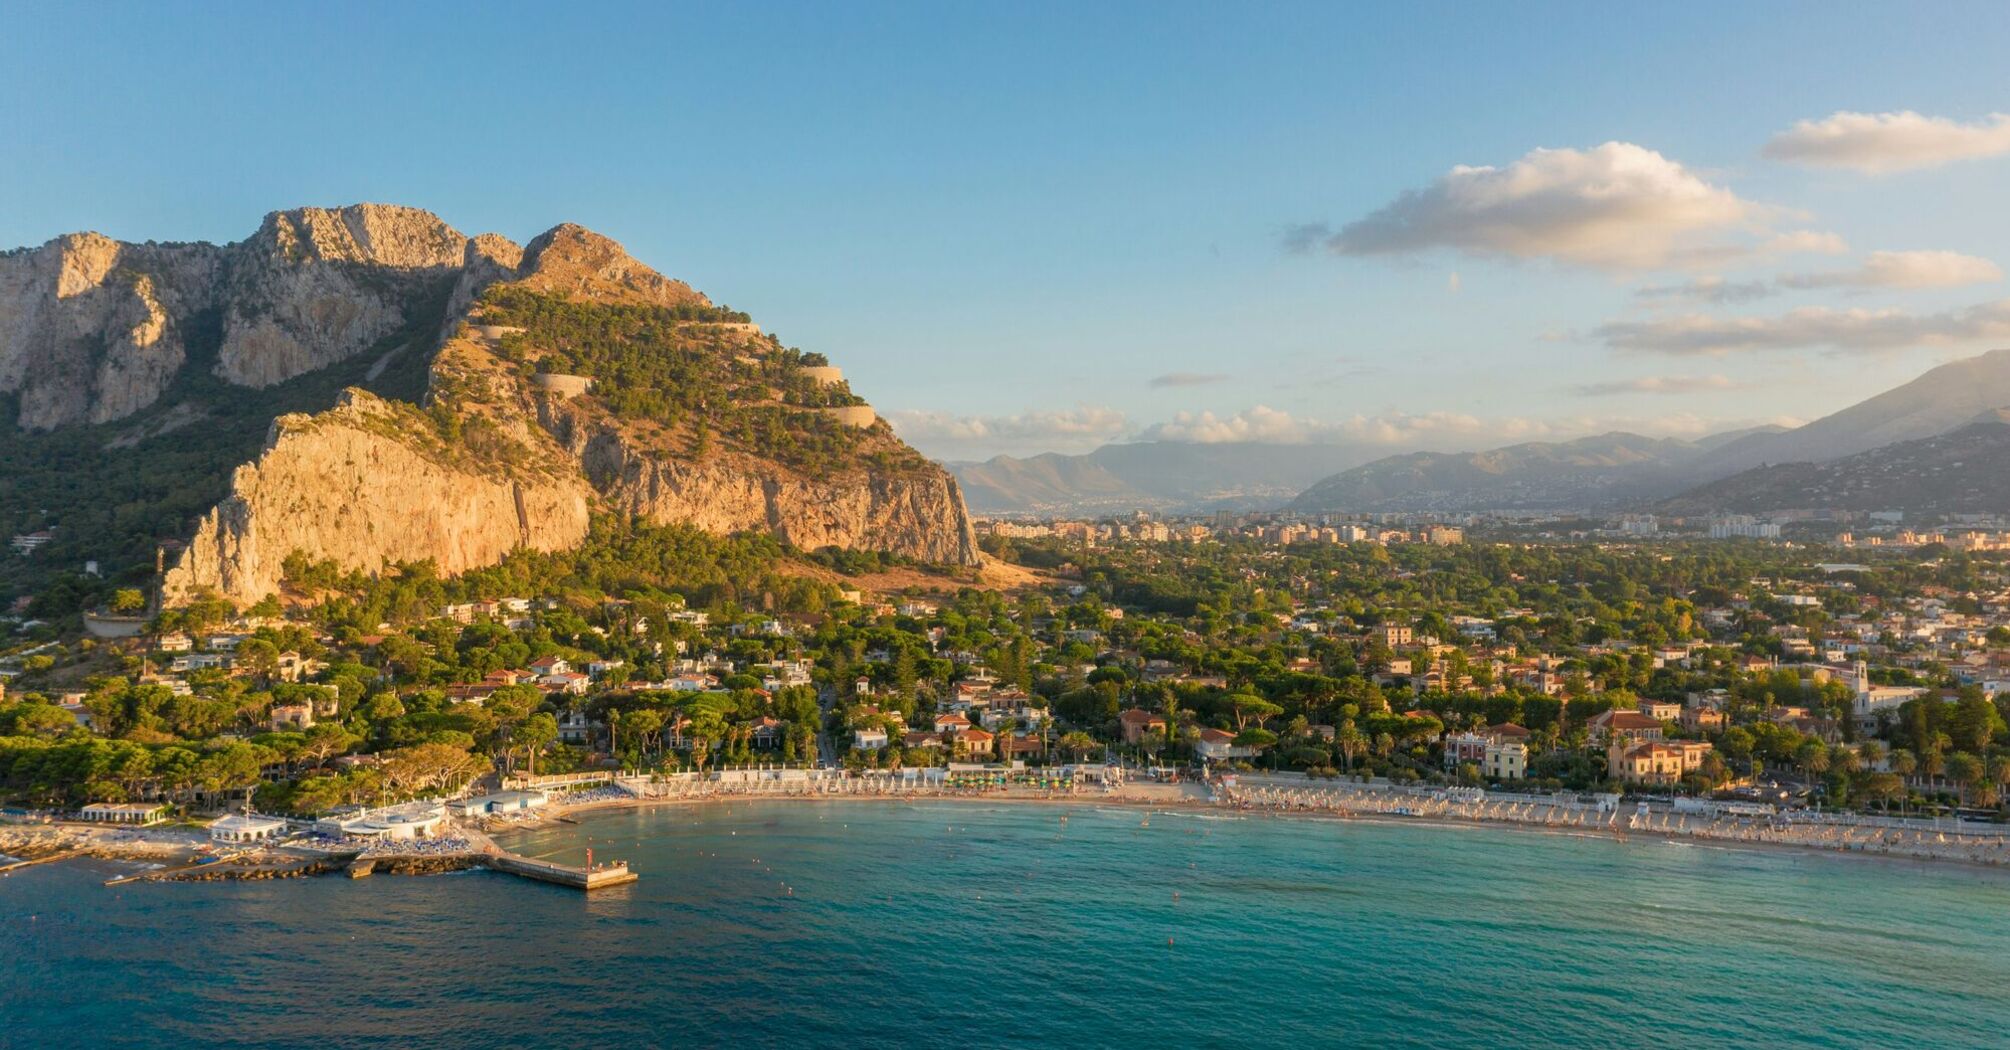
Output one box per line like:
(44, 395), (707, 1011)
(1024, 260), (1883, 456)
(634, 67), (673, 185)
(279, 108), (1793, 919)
(0, 233), (222, 428)
(215, 205), (469, 387)
(6, 203), (981, 605)
(163, 389), (591, 605)
(0, 204), (478, 428)
(573, 425), (980, 567)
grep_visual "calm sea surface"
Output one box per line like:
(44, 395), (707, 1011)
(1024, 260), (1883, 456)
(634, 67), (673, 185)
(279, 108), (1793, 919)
(6, 800), (2010, 1049)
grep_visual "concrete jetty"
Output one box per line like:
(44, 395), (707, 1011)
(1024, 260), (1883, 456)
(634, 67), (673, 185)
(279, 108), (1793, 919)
(485, 850), (636, 891)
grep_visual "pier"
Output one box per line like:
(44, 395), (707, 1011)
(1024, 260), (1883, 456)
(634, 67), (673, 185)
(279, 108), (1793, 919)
(484, 850), (636, 891)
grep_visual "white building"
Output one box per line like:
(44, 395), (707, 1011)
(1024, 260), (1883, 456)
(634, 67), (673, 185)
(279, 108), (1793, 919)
(210, 813), (289, 843)
(79, 802), (168, 825)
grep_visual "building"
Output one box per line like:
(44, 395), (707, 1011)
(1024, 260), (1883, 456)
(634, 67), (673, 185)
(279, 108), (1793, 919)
(79, 802), (168, 825)
(853, 727), (890, 750)
(209, 813), (288, 843)
(314, 802), (445, 841)
(450, 790), (550, 818)
(1641, 700), (1682, 721)
(1607, 740), (1714, 785)
(960, 727), (996, 757)
(1679, 706), (1726, 733)
(269, 703), (315, 731)
(1196, 727), (1257, 761)
(1117, 707), (1167, 744)
(1709, 516), (1781, 540)
(1587, 709), (1665, 745)
(1483, 739), (1527, 781)
(1607, 741), (1686, 785)
(1376, 624), (1414, 647)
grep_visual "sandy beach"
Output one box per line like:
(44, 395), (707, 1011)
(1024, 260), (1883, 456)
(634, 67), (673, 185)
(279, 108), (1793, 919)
(483, 775), (2010, 872)
(14, 772), (2007, 887)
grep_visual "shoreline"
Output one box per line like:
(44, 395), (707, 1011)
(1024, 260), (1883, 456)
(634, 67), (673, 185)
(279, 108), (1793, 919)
(12, 778), (2009, 885)
(495, 781), (2010, 873)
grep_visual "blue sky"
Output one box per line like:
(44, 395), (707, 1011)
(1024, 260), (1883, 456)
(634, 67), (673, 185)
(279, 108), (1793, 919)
(7, 2), (2010, 459)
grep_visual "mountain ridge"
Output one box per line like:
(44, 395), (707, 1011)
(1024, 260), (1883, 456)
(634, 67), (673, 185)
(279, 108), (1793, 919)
(0, 204), (978, 606)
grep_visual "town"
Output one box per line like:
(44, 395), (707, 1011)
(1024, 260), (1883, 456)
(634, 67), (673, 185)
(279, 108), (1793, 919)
(6, 516), (2010, 876)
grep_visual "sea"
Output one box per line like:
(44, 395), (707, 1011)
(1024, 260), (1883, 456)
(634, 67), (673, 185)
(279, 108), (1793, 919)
(5, 800), (2010, 1049)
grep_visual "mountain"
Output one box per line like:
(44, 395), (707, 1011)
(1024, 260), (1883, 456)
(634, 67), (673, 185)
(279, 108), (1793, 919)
(1288, 432), (1719, 514)
(0, 204), (976, 606)
(1287, 349), (2010, 515)
(1663, 414), (2010, 516)
(953, 442), (1367, 515)
(1688, 349), (2010, 476)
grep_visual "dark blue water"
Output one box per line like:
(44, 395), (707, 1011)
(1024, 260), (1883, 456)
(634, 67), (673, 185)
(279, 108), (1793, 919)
(6, 801), (2009, 1048)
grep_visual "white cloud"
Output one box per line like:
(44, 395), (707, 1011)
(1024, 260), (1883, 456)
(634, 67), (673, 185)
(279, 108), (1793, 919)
(1597, 299), (2010, 355)
(1316, 142), (1763, 270)
(1780, 249), (2002, 290)
(886, 404), (1130, 456)
(1634, 275), (1775, 305)
(1147, 371), (1230, 388)
(1761, 230), (1849, 256)
(1570, 374), (1742, 396)
(1141, 405), (1309, 444)
(1764, 110), (2010, 174)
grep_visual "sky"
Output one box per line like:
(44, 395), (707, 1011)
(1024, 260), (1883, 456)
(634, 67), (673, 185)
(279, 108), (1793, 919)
(7, 2), (2010, 461)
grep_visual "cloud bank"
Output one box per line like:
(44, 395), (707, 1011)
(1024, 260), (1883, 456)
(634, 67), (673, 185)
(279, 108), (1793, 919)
(1598, 299), (2010, 355)
(886, 404), (1130, 456)
(1780, 249), (2002, 290)
(1764, 110), (2010, 174)
(1570, 374), (1742, 396)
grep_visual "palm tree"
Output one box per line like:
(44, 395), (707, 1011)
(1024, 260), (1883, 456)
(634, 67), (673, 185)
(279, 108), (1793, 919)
(1336, 719), (1365, 773)
(1945, 752), (1985, 806)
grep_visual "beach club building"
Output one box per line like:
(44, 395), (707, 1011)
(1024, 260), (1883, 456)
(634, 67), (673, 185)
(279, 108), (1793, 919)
(79, 802), (169, 825)
(314, 801), (446, 841)
(209, 813), (289, 843)
(449, 790), (550, 818)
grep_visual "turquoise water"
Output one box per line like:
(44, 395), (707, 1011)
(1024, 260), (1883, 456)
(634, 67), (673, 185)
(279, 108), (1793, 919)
(6, 801), (2010, 1049)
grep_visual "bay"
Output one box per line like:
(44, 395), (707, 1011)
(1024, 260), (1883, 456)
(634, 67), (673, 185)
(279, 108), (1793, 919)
(5, 800), (2009, 1049)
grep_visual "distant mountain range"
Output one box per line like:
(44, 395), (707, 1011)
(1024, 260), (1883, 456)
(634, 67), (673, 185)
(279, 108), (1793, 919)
(952, 348), (2010, 518)
(1661, 413), (2010, 516)
(1284, 430), (1768, 514)
(1290, 349), (2010, 516)
(951, 442), (1368, 515)
(1691, 349), (2010, 475)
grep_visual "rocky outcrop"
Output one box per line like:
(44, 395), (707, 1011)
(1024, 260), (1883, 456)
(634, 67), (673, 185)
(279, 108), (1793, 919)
(514, 223), (709, 308)
(214, 205), (468, 387)
(444, 233), (526, 333)
(0, 233), (222, 428)
(1, 205), (502, 428)
(164, 389), (591, 605)
(577, 428), (980, 566)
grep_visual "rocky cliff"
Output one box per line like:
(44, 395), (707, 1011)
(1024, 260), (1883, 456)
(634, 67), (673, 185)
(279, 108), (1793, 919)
(107, 204), (979, 606)
(163, 389), (591, 604)
(574, 426), (979, 566)
(0, 204), (472, 428)
(214, 205), (468, 388)
(0, 233), (222, 429)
